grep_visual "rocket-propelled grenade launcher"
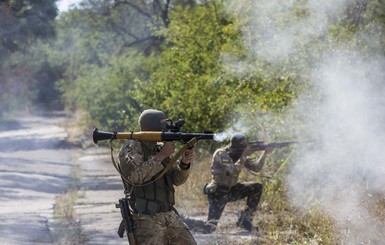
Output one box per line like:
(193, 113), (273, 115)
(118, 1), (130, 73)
(93, 128), (215, 143)
(93, 119), (214, 144)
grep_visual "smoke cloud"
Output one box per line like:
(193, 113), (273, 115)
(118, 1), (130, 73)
(226, 0), (354, 62)
(225, 0), (385, 243)
(289, 51), (385, 243)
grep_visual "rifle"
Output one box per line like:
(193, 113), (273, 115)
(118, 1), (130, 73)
(116, 197), (136, 245)
(93, 119), (214, 144)
(248, 140), (300, 151)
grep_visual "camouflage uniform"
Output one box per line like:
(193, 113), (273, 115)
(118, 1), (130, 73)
(118, 139), (196, 245)
(204, 145), (266, 232)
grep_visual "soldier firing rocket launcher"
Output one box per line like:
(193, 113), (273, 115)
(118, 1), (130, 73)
(94, 119), (215, 243)
(92, 119), (215, 144)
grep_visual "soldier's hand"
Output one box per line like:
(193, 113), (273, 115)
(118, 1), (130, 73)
(264, 146), (274, 154)
(242, 146), (254, 157)
(182, 149), (195, 164)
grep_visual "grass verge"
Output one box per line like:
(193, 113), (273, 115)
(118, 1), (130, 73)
(51, 163), (86, 245)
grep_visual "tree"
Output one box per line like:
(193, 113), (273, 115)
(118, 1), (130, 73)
(0, 0), (57, 62)
(0, 0), (58, 117)
(138, 1), (301, 136)
(137, 2), (241, 132)
(54, 0), (201, 127)
(59, 0), (197, 56)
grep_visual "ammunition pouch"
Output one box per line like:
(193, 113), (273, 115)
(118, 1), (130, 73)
(133, 198), (174, 215)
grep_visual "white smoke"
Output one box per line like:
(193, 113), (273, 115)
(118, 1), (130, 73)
(214, 108), (286, 143)
(214, 119), (251, 142)
(226, 0), (354, 62)
(225, 0), (385, 243)
(289, 51), (385, 243)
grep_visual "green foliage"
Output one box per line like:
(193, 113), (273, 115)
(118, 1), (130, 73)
(58, 52), (147, 131)
(141, 1), (306, 142)
(100, 3), (228, 134)
(139, 2), (252, 132)
(53, 0), (202, 129)
(0, 0), (58, 118)
(0, 0), (57, 58)
(52, 1), (317, 137)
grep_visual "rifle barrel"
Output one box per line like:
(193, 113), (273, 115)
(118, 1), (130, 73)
(249, 140), (301, 151)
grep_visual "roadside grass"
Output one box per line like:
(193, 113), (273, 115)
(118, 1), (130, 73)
(51, 163), (86, 244)
(58, 110), (91, 148)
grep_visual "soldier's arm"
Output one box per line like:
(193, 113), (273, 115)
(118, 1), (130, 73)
(171, 148), (195, 186)
(244, 151), (269, 172)
(118, 140), (165, 185)
(168, 160), (190, 186)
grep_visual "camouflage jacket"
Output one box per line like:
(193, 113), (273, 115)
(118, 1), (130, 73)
(210, 147), (266, 188)
(118, 140), (190, 187)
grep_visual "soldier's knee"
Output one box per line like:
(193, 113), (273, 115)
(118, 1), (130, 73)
(250, 182), (263, 193)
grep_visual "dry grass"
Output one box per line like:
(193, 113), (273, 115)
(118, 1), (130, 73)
(51, 164), (87, 244)
(174, 152), (385, 244)
(57, 110), (92, 148)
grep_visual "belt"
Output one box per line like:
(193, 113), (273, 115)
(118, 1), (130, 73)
(130, 198), (174, 214)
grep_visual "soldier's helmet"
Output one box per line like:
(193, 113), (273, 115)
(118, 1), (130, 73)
(230, 133), (248, 150)
(138, 109), (167, 131)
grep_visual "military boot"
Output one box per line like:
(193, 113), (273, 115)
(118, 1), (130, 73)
(202, 220), (218, 234)
(236, 210), (258, 232)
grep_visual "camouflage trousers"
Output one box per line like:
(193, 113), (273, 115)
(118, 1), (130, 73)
(206, 181), (263, 227)
(132, 210), (197, 245)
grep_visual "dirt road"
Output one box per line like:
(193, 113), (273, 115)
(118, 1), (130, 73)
(75, 146), (126, 245)
(0, 115), (79, 244)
